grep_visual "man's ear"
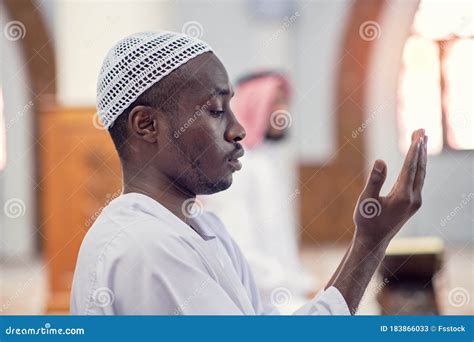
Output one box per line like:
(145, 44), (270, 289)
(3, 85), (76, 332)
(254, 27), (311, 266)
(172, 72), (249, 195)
(128, 105), (159, 143)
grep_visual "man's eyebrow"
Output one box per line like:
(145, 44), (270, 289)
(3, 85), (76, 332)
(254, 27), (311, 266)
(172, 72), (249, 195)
(211, 86), (234, 97)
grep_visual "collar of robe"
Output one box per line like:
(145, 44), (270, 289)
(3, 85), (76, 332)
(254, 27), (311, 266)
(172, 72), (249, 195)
(116, 192), (217, 241)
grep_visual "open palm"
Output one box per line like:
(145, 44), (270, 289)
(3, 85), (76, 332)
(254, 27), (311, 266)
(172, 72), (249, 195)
(354, 129), (428, 248)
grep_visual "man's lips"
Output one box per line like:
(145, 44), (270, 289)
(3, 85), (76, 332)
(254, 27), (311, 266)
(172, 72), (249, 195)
(227, 148), (244, 171)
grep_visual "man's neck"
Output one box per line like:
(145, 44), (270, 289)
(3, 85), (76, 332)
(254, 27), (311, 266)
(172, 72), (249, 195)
(122, 166), (195, 224)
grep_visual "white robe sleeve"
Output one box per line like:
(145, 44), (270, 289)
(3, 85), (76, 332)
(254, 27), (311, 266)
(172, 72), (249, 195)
(292, 286), (351, 315)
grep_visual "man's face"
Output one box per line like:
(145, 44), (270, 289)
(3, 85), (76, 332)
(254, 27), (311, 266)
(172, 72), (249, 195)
(157, 53), (246, 195)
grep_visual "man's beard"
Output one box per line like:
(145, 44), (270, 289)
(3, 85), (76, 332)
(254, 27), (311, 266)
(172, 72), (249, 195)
(175, 165), (232, 196)
(198, 175), (232, 195)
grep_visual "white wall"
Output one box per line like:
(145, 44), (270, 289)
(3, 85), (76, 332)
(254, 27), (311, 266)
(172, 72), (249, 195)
(0, 3), (36, 260)
(367, 0), (473, 242)
(293, 0), (352, 163)
(55, 0), (174, 106)
(175, 1), (293, 76)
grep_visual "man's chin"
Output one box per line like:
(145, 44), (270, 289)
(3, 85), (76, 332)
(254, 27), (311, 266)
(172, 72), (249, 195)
(199, 176), (233, 195)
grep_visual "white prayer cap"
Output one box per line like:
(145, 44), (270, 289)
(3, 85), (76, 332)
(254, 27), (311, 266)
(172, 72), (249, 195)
(96, 31), (213, 129)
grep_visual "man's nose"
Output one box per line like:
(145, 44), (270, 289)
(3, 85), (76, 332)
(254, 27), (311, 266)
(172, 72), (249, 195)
(226, 115), (246, 142)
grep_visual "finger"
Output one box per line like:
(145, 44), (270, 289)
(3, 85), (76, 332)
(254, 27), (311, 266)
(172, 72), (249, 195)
(413, 135), (428, 194)
(411, 129), (420, 142)
(398, 129), (424, 190)
(362, 159), (387, 198)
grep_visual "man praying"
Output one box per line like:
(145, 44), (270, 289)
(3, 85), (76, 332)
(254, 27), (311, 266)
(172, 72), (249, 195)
(70, 31), (428, 315)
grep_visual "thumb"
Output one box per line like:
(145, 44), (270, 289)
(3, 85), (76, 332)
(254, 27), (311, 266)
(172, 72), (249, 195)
(362, 159), (387, 198)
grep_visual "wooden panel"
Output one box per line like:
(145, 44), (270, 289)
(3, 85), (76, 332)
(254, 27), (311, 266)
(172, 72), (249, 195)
(299, 0), (386, 245)
(299, 146), (365, 244)
(38, 107), (121, 313)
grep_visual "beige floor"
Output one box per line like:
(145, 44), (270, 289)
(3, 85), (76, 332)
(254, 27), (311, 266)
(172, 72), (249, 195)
(1, 243), (472, 315)
(0, 258), (47, 315)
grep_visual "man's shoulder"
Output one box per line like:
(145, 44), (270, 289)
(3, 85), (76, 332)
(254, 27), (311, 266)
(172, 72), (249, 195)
(80, 197), (185, 261)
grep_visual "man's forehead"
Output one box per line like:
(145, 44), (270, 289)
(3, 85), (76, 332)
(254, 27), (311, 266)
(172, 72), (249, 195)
(181, 53), (232, 97)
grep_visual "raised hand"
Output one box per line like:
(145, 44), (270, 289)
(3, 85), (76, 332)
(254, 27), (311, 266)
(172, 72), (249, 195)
(354, 128), (428, 248)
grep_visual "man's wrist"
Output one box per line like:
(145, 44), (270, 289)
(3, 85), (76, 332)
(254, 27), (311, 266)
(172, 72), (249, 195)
(353, 229), (389, 256)
(330, 230), (389, 314)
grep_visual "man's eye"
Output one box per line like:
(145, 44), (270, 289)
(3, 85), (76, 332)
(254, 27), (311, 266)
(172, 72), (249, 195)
(210, 110), (225, 117)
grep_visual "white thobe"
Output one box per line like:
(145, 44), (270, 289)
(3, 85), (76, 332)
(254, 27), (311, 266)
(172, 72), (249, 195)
(70, 193), (350, 315)
(201, 142), (316, 312)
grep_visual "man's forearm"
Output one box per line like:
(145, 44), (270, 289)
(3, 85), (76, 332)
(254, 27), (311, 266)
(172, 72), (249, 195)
(325, 235), (354, 288)
(325, 237), (388, 314)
